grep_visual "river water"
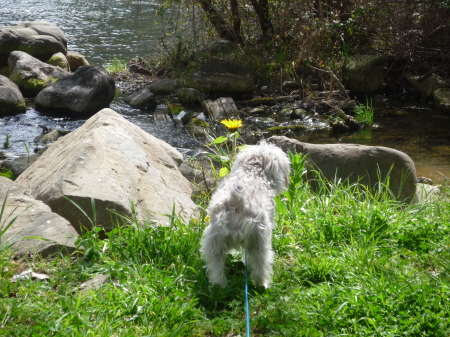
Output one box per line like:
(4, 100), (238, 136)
(1, 0), (450, 184)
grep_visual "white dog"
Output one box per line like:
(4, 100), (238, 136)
(200, 142), (291, 288)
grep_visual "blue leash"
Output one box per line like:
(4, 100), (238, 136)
(244, 252), (251, 336)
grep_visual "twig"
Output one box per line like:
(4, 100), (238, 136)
(307, 64), (350, 100)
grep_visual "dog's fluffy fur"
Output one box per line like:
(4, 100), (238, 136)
(200, 142), (291, 288)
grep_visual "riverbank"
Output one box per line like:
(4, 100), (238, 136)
(2, 167), (449, 336)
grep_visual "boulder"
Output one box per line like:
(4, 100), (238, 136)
(16, 108), (198, 233)
(35, 65), (115, 116)
(8, 51), (70, 97)
(146, 79), (180, 95)
(268, 136), (417, 203)
(0, 177), (78, 257)
(178, 87), (206, 106)
(204, 97), (238, 120)
(342, 54), (386, 94)
(188, 57), (254, 96)
(0, 21), (68, 68)
(66, 51), (89, 72)
(123, 87), (156, 110)
(0, 75), (26, 115)
(46, 52), (70, 71)
(432, 87), (450, 112)
(404, 74), (450, 99)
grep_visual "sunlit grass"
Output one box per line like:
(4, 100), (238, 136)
(354, 97), (374, 127)
(1, 155), (449, 336)
(104, 57), (128, 74)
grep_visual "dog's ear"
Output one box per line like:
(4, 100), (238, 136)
(264, 153), (291, 194)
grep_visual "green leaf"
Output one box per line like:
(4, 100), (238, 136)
(219, 167), (229, 177)
(212, 136), (228, 144)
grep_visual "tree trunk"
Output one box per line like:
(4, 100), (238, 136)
(230, 0), (242, 41)
(249, 0), (274, 41)
(197, 0), (243, 43)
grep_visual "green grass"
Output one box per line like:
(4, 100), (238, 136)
(1, 155), (450, 336)
(104, 57), (128, 74)
(354, 98), (375, 127)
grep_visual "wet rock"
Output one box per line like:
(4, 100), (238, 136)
(204, 97), (238, 120)
(291, 108), (308, 120)
(404, 74), (450, 99)
(123, 87), (156, 111)
(185, 117), (211, 137)
(282, 80), (302, 91)
(178, 87), (205, 106)
(146, 78), (180, 95)
(35, 65), (115, 116)
(265, 124), (308, 134)
(3, 153), (40, 177)
(0, 75), (26, 115)
(8, 51), (70, 97)
(433, 87), (450, 112)
(0, 21), (67, 68)
(34, 128), (70, 144)
(278, 107), (293, 118)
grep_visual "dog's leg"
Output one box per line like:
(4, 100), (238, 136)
(201, 227), (229, 287)
(246, 224), (274, 288)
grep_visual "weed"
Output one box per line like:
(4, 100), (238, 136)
(3, 134), (11, 149)
(354, 97), (374, 126)
(104, 57), (128, 74)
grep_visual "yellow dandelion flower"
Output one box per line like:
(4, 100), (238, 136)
(220, 119), (242, 131)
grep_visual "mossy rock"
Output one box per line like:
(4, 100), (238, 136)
(46, 52), (70, 71)
(185, 118), (211, 137)
(168, 103), (184, 115)
(10, 73), (58, 97)
(0, 99), (26, 116)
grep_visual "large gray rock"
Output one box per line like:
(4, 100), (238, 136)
(146, 79), (180, 95)
(268, 136), (417, 203)
(188, 57), (254, 96)
(16, 108), (198, 232)
(178, 87), (206, 106)
(0, 177), (78, 257)
(8, 51), (70, 97)
(342, 54), (386, 94)
(0, 75), (26, 115)
(35, 65), (115, 116)
(0, 21), (68, 68)
(404, 74), (450, 99)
